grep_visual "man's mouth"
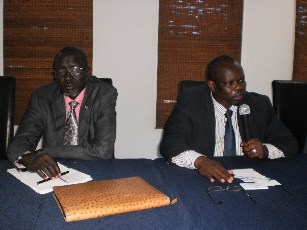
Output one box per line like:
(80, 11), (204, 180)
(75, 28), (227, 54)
(233, 93), (244, 101)
(65, 83), (74, 90)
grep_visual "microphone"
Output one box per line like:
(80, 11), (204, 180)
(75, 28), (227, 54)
(239, 104), (251, 141)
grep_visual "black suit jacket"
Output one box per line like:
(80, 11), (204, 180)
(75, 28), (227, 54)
(160, 83), (298, 161)
(7, 76), (117, 162)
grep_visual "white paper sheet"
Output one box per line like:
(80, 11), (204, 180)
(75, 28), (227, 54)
(232, 168), (281, 190)
(7, 163), (92, 194)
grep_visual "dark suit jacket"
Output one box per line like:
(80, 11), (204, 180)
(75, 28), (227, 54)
(160, 83), (298, 161)
(7, 76), (117, 162)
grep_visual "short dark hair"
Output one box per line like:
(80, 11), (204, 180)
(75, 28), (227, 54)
(206, 55), (242, 81)
(53, 46), (88, 69)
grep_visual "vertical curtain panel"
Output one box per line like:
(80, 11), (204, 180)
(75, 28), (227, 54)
(156, 0), (243, 128)
(293, 0), (307, 80)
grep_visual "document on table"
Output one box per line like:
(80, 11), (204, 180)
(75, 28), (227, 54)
(7, 163), (92, 194)
(232, 168), (281, 190)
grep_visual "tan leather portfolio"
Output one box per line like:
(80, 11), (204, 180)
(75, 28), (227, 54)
(53, 176), (171, 222)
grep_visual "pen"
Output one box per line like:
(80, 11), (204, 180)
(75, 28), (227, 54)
(37, 171), (69, 185)
(241, 187), (257, 204)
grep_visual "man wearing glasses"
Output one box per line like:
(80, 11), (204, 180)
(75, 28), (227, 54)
(160, 55), (298, 184)
(7, 46), (117, 179)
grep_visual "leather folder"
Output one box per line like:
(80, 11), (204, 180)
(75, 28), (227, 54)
(53, 176), (171, 222)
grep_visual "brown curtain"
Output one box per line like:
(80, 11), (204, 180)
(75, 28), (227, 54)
(156, 0), (243, 128)
(293, 0), (307, 80)
(4, 0), (93, 124)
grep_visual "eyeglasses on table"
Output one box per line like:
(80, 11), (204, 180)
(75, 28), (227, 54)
(206, 185), (257, 205)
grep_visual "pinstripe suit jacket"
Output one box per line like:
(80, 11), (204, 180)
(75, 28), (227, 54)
(7, 76), (117, 162)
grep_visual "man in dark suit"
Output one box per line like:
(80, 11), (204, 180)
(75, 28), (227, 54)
(7, 46), (117, 179)
(160, 55), (298, 183)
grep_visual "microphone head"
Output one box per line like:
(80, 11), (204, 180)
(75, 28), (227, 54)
(239, 104), (250, 115)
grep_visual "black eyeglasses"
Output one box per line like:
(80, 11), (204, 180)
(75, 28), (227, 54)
(56, 66), (83, 76)
(206, 185), (256, 205)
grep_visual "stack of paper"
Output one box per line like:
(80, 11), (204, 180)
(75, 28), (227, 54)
(232, 168), (281, 190)
(7, 163), (92, 194)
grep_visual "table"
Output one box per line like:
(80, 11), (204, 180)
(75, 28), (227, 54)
(1, 154), (307, 230)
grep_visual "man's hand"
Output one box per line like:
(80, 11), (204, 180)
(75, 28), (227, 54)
(194, 156), (233, 183)
(19, 150), (61, 179)
(240, 138), (268, 159)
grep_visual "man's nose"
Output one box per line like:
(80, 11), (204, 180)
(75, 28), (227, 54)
(64, 71), (73, 80)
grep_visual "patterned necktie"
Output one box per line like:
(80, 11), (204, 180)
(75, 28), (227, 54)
(63, 101), (79, 145)
(224, 109), (236, 156)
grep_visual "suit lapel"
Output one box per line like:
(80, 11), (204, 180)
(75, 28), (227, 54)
(79, 78), (93, 135)
(202, 88), (216, 154)
(52, 89), (66, 131)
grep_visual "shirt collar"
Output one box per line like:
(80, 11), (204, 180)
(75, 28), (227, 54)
(64, 88), (86, 107)
(211, 92), (237, 119)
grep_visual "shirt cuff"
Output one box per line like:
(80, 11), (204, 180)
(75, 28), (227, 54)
(14, 151), (32, 169)
(264, 144), (285, 159)
(171, 150), (204, 169)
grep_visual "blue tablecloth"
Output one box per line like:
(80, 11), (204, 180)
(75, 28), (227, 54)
(1, 154), (307, 230)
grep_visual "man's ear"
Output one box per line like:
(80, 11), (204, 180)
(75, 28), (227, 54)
(207, 80), (215, 92)
(85, 66), (91, 77)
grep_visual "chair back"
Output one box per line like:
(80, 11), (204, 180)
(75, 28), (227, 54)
(95, 77), (113, 85)
(272, 80), (307, 153)
(178, 80), (206, 96)
(0, 76), (16, 159)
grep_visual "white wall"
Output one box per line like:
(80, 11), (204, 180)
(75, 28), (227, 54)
(241, 0), (296, 97)
(2, 0), (296, 159)
(93, 0), (161, 159)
